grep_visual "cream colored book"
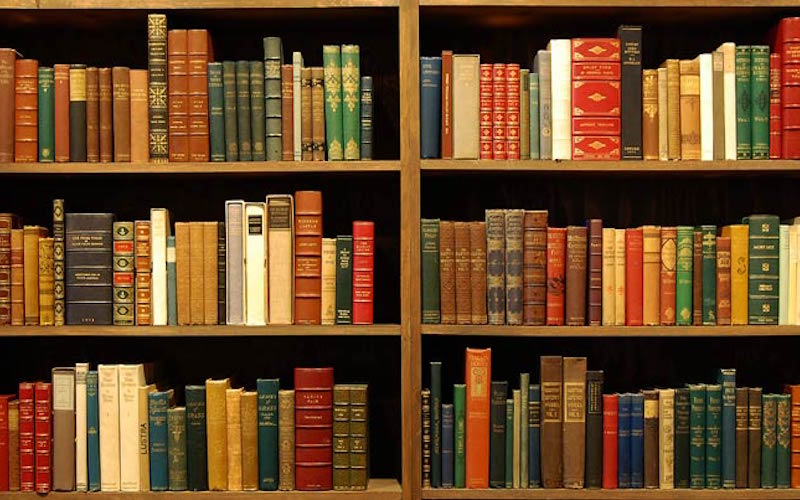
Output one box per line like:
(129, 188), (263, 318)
(657, 67), (669, 161)
(118, 364), (146, 491)
(602, 228), (616, 325)
(244, 202), (267, 326)
(699, 54), (714, 161)
(780, 225), (790, 325)
(206, 378), (230, 491)
(226, 388), (244, 491)
(75, 363), (89, 492)
(790, 225), (798, 326)
(98, 364), (120, 491)
(614, 229), (626, 325)
(266, 195), (294, 325)
(659, 388), (675, 489)
(150, 208), (171, 325)
(138, 383), (156, 490)
(321, 238), (336, 325)
(452, 54), (480, 159)
(547, 39), (571, 160)
(292, 52), (303, 161)
(240, 391), (259, 491)
(512, 389), (521, 488)
(716, 42), (737, 160)
(795, 220), (800, 325)
(225, 200), (246, 325)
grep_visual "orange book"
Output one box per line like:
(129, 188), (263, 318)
(129, 70), (149, 162)
(465, 347), (491, 489)
(786, 384), (800, 488)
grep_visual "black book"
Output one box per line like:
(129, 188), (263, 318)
(69, 65), (87, 161)
(65, 213), (114, 325)
(490, 381), (507, 488)
(675, 387), (691, 488)
(585, 370), (603, 488)
(185, 385), (208, 491)
(618, 25), (643, 160)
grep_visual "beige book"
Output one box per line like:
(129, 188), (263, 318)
(659, 388), (675, 489)
(712, 51), (725, 160)
(119, 364), (146, 491)
(138, 383), (156, 490)
(175, 222), (191, 325)
(226, 388), (244, 490)
(614, 229), (626, 325)
(206, 378), (230, 490)
(150, 208), (171, 325)
(129, 69), (149, 162)
(52, 367), (75, 491)
(292, 52), (303, 161)
(189, 222), (205, 324)
(98, 364), (121, 491)
(657, 67), (669, 160)
(245, 202), (267, 326)
(321, 238), (336, 325)
(795, 220), (800, 325)
(267, 195), (294, 325)
(722, 224), (749, 325)
(240, 391), (259, 490)
(642, 225), (661, 325)
(602, 228), (616, 325)
(699, 54), (714, 161)
(203, 222), (219, 325)
(278, 389), (295, 491)
(75, 363), (89, 492)
(791, 225), (799, 325)
(660, 59), (681, 160)
(452, 54), (480, 159)
(512, 389), (521, 488)
(547, 39), (571, 160)
(716, 42), (737, 160)
(225, 200), (246, 325)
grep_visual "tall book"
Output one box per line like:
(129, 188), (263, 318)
(587, 219), (602, 325)
(150, 208), (170, 325)
(75, 363), (89, 491)
(113, 222), (134, 326)
(618, 25), (643, 159)
(222, 61), (238, 160)
(333, 385), (351, 490)
(512, 390), (521, 487)
(14, 59), (38, 162)
(257, 379), (279, 490)
(563, 357), (586, 488)
(98, 365), (120, 491)
(442, 402), (454, 488)
(491, 63), (506, 160)
(300, 66), (312, 160)
(745, 215), (779, 324)
(614, 229), (626, 325)
(421, 219), (441, 323)
(454, 384), (466, 488)
(235, 60), (252, 161)
(717, 236), (732, 325)
(264, 37), (283, 161)
(763, 394), (777, 488)
(618, 393), (631, 488)
(750, 387), (763, 487)
(225, 200), (245, 325)
(478, 63), (492, 159)
(147, 14), (168, 161)
(38, 67), (54, 162)
(119, 364), (146, 491)
(658, 66), (668, 159)
(660, 227), (677, 325)
(770, 52), (781, 159)
(341, 45), (361, 160)
(187, 30), (210, 162)
(735, 387), (749, 488)
(485, 210), (505, 325)
(659, 389), (675, 489)
(530, 71), (540, 159)
(541, 355), (563, 488)
(23, 226), (46, 325)
(547, 39), (571, 159)
(130, 69), (149, 162)
(295, 191), (322, 324)
(603, 394), (618, 489)
(680, 58), (701, 159)
(529, 384), (541, 488)
(431, 362), (442, 488)
(166, 30), (189, 161)
(565, 225), (587, 325)
(707, 384), (723, 488)
(66, 214), (112, 325)
(294, 368), (334, 490)
(206, 378), (230, 491)
(19, 382), (34, 492)
(523, 211), (547, 325)
(675, 226), (694, 325)
(278, 390), (295, 491)
(722, 224), (749, 325)
(324, 46), (345, 160)
(241, 391), (258, 491)
(110, 67), (131, 162)
(313, 68), (327, 160)
(452, 55), (479, 159)
(98, 68), (112, 162)
(0, 49), (14, 162)
(8, 399), (19, 491)
(489, 381), (506, 488)
(250, 61), (266, 161)
(454, 222), (471, 325)
(643, 390), (659, 488)
(534, 50), (552, 159)
(662, 59), (682, 159)
(422, 389), (431, 488)
(185, 385), (207, 491)
(586, 371), (603, 489)
(138, 384), (156, 491)
(714, 369), (734, 489)
(86, 373), (99, 491)
(777, 394), (791, 488)
(736, 46), (752, 159)
(717, 43), (737, 160)
(51, 368), (75, 491)
(465, 348), (491, 488)
(335, 235), (353, 325)
(470, 222), (487, 324)
(751, 46), (770, 159)
(699, 53), (714, 160)
(546, 227), (566, 325)
(506, 64), (521, 159)
(626, 227), (644, 326)
(148, 389), (171, 491)
(53, 64), (69, 163)
(441, 50), (453, 159)
(505, 210), (524, 325)
(631, 392), (644, 488)
(700, 225), (717, 324)
(353, 221), (374, 325)
(292, 53), (303, 160)
(208, 62), (225, 161)
(34, 383), (52, 494)
(642, 225), (660, 325)
(675, 388), (691, 489)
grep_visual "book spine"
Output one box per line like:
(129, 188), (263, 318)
(660, 227), (677, 325)
(642, 69), (659, 159)
(643, 390), (659, 488)
(505, 210), (524, 325)
(585, 371), (604, 489)
(603, 394), (618, 489)
(701, 225), (717, 325)
(54, 64), (69, 162)
(134, 221), (151, 325)
(540, 356), (563, 488)
(587, 219), (602, 326)
(693, 230), (703, 325)
(113, 222), (135, 326)
(530, 72), (540, 158)
(294, 368), (334, 491)
(512, 389), (521, 487)
(489, 381), (507, 488)
(249, 61), (265, 161)
(749, 387), (763, 487)
(208, 63), (225, 161)
(112, 67), (131, 162)
(485, 210), (505, 324)
(18, 383), (34, 492)
(66, 214), (114, 326)
(788, 385), (800, 488)
(0, 215), (12, 326)
(301, 67), (312, 160)
(167, 407), (187, 491)
(14, 59), (38, 162)
(147, 14), (168, 161)
(736, 46), (752, 159)
(520, 69), (530, 159)
(763, 394), (777, 488)
(549, 40), (571, 160)
(506, 63), (520, 159)
(166, 235), (177, 325)
(235, 61), (252, 161)
(185, 386), (208, 491)
(321, 238), (336, 325)
(778, 394), (791, 488)
(129, 69), (149, 162)
(349, 384), (367, 491)
(85, 373), (99, 491)
(700, 53), (714, 161)
(352, 221), (374, 325)
(451, 55), (479, 159)
(38, 238), (54, 325)
(619, 25), (643, 159)
(466, 348), (491, 488)
(735, 388), (749, 488)
(68, 65), (87, 161)
(617, 394), (631, 488)
(680, 58), (701, 160)
(479, 63), (493, 159)
(675, 388), (691, 488)
(51, 368), (75, 491)
(255, 380), (278, 490)
(454, 222), (471, 325)
(659, 389), (675, 489)
(8, 400), (19, 491)
(341, 45), (360, 160)
(492, 63), (507, 160)
(333, 385), (350, 490)
(505, 398), (513, 488)
(206, 379), (230, 491)
(324, 46), (345, 160)
(470, 222), (487, 324)
(431, 362), (442, 488)
(0, 49), (14, 161)
(442, 403), (454, 488)
(529, 384), (541, 488)
(23, 226), (41, 325)
(717, 236), (732, 325)
(148, 391), (169, 491)
(536, 51), (552, 159)
(642, 225), (660, 326)
(706, 384), (723, 488)
(335, 235), (353, 325)
(294, 191), (322, 324)
(546, 227), (566, 325)
(34, 383), (52, 494)
(676, 226), (694, 325)
(422, 389), (431, 488)
(280, 64), (293, 160)
(770, 53), (782, 159)
(278, 390), (294, 491)
(747, 215), (779, 324)
(454, 384), (466, 488)
(614, 229), (626, 325)
(312, 68), (326, 160)
(565, 226), (587, 325)
(441, 51), (453, 159)
(241, 392), (258, 491)
(523, 211), (547, 325)
(187, 30), (209, 162)
(630, 393), (644, 488)
(263, 37), (282, 161)
(718, 369), (736, 488)
(37, 67), (54, 162)
(625, 228), (644, 326)
(658, 66), (668, 159)
(751, 46), (770, 159)
(98, 68), (112, 162)
(359, 75), (372, 160)
(217, 222), (225, 325)
(222, 61), (238, 161)
(74, 365), (88, 492)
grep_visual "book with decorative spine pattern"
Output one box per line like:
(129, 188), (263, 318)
(113, 222), (134, 326)
(341, 45), (361, 160)
(323, 46), (344, 160)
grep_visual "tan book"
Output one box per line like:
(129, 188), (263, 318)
(175, 222), (191, 325)
(267, 195), (294, 325)
(189, 222), (204, 325)
(203, 222), (218, 325)
(717, 42), (737, 160)
(321, 238), (336, 325)
(642, 225), (661, 325)
(119, 364), (146, 491)
(452, 54), (480, 159)
(226, 388), (243, 490)
(52, 367), (75, 491)
(10, 228), (24, 326)
(23, 226), (46, 325)
(679, 58), (701, 160)
(712, 51), (725, 160)
(301, 67), (312, 160)
(129, 69), (149, 162)
(657, 67), (669, 160)
(602, 228), (616, 325)
(9, 399), (19, 491)
(563, 357), (587, 488)
(661, 59), (681, 160)
(722, 224), (749, 325)
(614, 229), (626, 326)
(240, 390), (258, 491)
(138, 384), (156, 491)
(38, 237), (54, 326)
(205, 378), (230, 491)
(311, 67), (325, 161)
(642, 69), (659, 160)
(278, 389), (295, 491)
(659, 388), (675, 489)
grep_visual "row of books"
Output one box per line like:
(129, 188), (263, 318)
(420, 17), (800, 161)
(0, 365), (368, 493)
(422, 349), (798, 490)
(0, 14), (373, 164)
(0, 192), (375, 327)
(421, 212), (784, 326)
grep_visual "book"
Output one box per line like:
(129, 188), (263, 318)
(19, 382), (34, 492)
(745, 215), (779, 324)
(630, 392), (644, 488)
(455, 222), (471, 325)
(736, 46), (752, 159)
(679, 58), (701, 160)
(659, 389), (675, 489)
(643, 390), (659, 488)
(14, 59), (38, 162)
(586, 371), (603, 489)
(546, 227), (566, 325)
(113, 222), (135, 326)
(470, 221), (487, 324)
(749, 387), (763, 487)
(224, 389), (242, 490)
(587, 219), (603, 325)
(166, 31), (188, 161)
(267, 195), (293, 325)
(138, 384), (156, 491)
(603, 394), (619, 489)
(701, 225), (717, 324)
(699, 53), (714, 160)
(245, 203), (266, 326)
(350, 384), (369, 490)
(352, 221), (374, 325)
(98, 365), (120, 491)
(441, 50), (453, 159)
(431, 362), (442, 487)
(66, 214), (112, 325)
(86, 373), (99, 491)
(23, 226), (46, 325)
(264, 38), (283, 161)
(222, 61), (238, 161)
(520, 372), (530, 488)
(8, 399), (19, 491)
(529, 384), (541, 488)
(479, 63), (492, 159)
(37, 67), (54, 162)
(675, 388), (691, 488)
(454, 384), (466, 488)
(324, 46), (344, 160)
(548, 39), (571, 160)
(465, 348), (491, 488)
(147, 14), (168, 161)
(134, 221), (151, 325)
(751, 46), (770, 159)
(565, 226), (587, 326)
(719, 371), (737, 488)
(301, 67), (312, 160)
(333, 385), (350, 490)
(278, 390), (294, 491)
(256, 379), (279, 490)
(166, 236), (176, 325)
(341, 45), (361, 160)
(492, 63), (507, 160)
(208, 63), (225, 161)
(505, 211), (524, 325)
(661, 226), (677, 325)
(442, 403), (454, 488)
(422, 389), (431, 488)
(614, 229), (626, 325)
(489, 381), (506, 488)
(34, 383), (51, 494)
(618, 393), (631, 488)
(770, 52), (782, 159)
(241, 391), (258, 490)
(312, 68), (327, 160)
(541, 355), (563, 488)
(119, 364), (145, 491)
(206, 378), (230, 490)
(717, 43), (737, 160)
(642, 225), (660, 326)
(148, 390), (170, 491)
(777, 394), (791, 488)
(167, 407), (188, 491)
(485, 211), (505, 324)
(625, 227), (644, 326)
(322, 238), (336, 325)
(98, 68), (112, 162)
(38, 237), (54, 325)
(505, 398), (513, 488)
(150, 208), (170, 326)
(658, 67), (668, 159)
(535, 50), (552, 159)
(250, 61), (266, 161)
(53, 64), (69, 163)
(129, 69), (149, 162)
(185, 386), (207, 491)
(618, 25), (643, 159)
(707, 384), (723, 488)
(294, 368), (334, 490)
(236, 60), (252, 161)
(51, 368), (75, 491)
(736, 387), (749, 488)
(0, 49), (14, 161)
(523, 211), (547, 325)
(512, 389), (520, 488)
(563, 357), (586, 488)
(452, 54), (479, 159)
(75, 363), (89, 491)
(295, 191), (323, 324)
(336, 235), (353, 325)
(763, 394), (777, 488)
(722, 224), (749, 325)
(360, 76), (373, 160)
(280, 64), (292, 160)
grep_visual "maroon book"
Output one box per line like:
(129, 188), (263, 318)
(18, 382), (34, 492)
(34, 382), (51, 494)
(295, 367), (334, 491)
(0, 394), (13, 491)
(352, 221), (374, 325)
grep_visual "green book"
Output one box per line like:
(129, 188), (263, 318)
(341, 44), (361, 160)
(676, 226), (694, 325)
(208, 62), (225, 162)
(323, 45), (344, 160)
(184, 385), (207, 491)
(421, 219), (441, 324)
(167, 235), (177, 325)
(700, 225), (717, 325)
(38, 67), (54, 162)
(249, 61), (266, 161)
(263, 37), (283, 161)
(706, 384), (722, 489)
(762, 394), (778, 488)
(335, 236), (353, 324)
(333, 385), (351, 490)
(257, 378), (279, 490)
(167, 407), (187, 491)
(689, 383), (706, 489)
(750, 45), (770, 160)
(744, 215), (780, 324)
(222, 61), (238, 161)
(505, 398), (513, 488)
(453, 384), (466, 488)
(519, 373), (529, 488)
(235, 61), (252, 161)
(529, 73), (539, 159)
(430, 361), (442, 487)
(736, 46), (752, 159)
(717, 369), (736, 488)
(674, 387), (691, 488)
(777, 394), (791, 488)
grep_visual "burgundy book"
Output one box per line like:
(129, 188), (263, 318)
(34, 382), (51, 494)
(14, 59), (38, 163)
(479, 64), (493, 159)
(352, 221), (374, 325)
(778, 18), (800, 158)
(603, 394), (618, 489)
(295, 191), (323, 324)
(625, 228), (643, 326)
(546, 227), (567, 325)
(587, 219), (603, 326)
(0, 49), (15, 162)
(19, 383), (34, 492)
(441, 50), (453, 159)
(0, 394), (13, 491)
(295, 367), (334, 491)
(770, 53), (782, 159)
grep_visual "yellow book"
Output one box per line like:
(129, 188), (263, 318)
(601, 228), (616, 326)
(205, 378), (230, 490)
(721, 224), (748, 325)
(642, 226), (661, 326)
(240, 391), (259, 491)
(614, 229), (626, 326)
(226, 388), (243, 491)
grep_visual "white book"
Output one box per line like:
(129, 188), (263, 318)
(266, 195), (294, 325)
(717, 42), (737, 160)
(452, 54), (480, 159)
(790, 225), (798, 326)
(292, 52), (303, 161)
(602, 228), (616, 325)
(659, 388), (675, 489)
(780, 224), (790, 325)
(75, 363), (89, 492)
(138, 384), (156, 490)
(614, 229), (626, 325)
(245, 202), (267, 325)
(547, 39), (571, 160)
(225, 200), (246, 325)
(657, 67), (669, 161)
(150, 208), (170, 325)
(321, 238), (336, 325)
(699, 53), (714, 161)
(98, 364), (120, 492)
(118, 364), (146, 491)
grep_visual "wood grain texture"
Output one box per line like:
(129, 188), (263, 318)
(422, 159), (800, 174)
(0, 324), (401, 336)
(0, 0), (36, 7)
(420, 0), (798, 6)
(422, 488), (800, 499)
(37, 0), (398, 8)
(422, 325), (800, 337)
(0, 161), (400, 174)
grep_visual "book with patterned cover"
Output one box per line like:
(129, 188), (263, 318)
(485, 210), (505, 324)
(523, 210), (547, 325)
(341, 45), (360, 160)
(148, 14), (168, 161)
(504, 210), (524, 325)
(323, 46), (343, 160)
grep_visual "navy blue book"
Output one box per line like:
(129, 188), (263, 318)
(149, 390), (171, 491)
(420, 57), (442, 159)
(442, 403), (454, 488)
(718, 368), (736, 488)
(86, 370), (100, 491)
(618, 393), (632, 488)
(257, 378), (280, 490)
(630, 392), (645, 488)
(185, 385), (208, 491)
(529, 384), (541, 488)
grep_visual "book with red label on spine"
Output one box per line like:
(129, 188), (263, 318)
(295, 368), (334, 491)
(34, 382), (52, 494)
(479, 64), (493, 159)
(492, 63), (507, 160)
(353, 221), (374, 325)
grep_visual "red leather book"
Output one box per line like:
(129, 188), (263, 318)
(506, 63), (521, 160)
(0, 213), (19, 326)
(53, 64), (70, 163)
(491, 63), (506, 160)
(573, 136), (621, 160)
(352, 221), (374, 325)
(660, 226), (677, 326)
(546, 227), (567, 326)
(294, 367), (334, 491)
(572, 117), (620, 136)
(572, 81), (621, 117)
(18, 383), (33, 492)
(14, 59), (38, 163)
(441, 50), (453, 159)
(0, 394), (13, 491)
(465, 348), (490, 488)
(625, 227), (644, 326)
(34, 382), (51, 494)
(602, 394), (618, 489)
(188, 29), (211, 162)
(779, 17), (800, 159)
(479, 64), (493, 159)
(771, 53), (782, 159)
(572, 62), (621, 81)
(572, 38), (621, 62)
(168, 29), (189, 162)
(785, 384), (800, 488)
(295, 191), (323, 324)
(587, 219), (603, 326)
(0, 49), (15, 162)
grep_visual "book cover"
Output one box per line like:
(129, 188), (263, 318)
(465, 348), (491, 488)
(167, 407), (188, 491)
(617, 393), (631, 488)
(585, 371), (603, 489)
(541, 355), (563, 488)
(267, 194), (294, 325)
(603, 394), (618, 489)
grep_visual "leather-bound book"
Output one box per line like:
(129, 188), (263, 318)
(657, 67), (668, 159)
(441, 51), (453, 159)
(352, 221), (374, 325)
(422, 389), (431, 488)
(208, 63), (224, 161)
(52, 205), (65, 326)
(642, 69), (659, 159)
(485, 210), (505, 325)
(643, 389), (659, 488)
(769, 53), (781, 158)
(38, 237), (54, 325)
(134, 221), (151, 325)
(422, 58), (442, 159)
(9, 398), (19, 491)
(736, 387), (749, 488)
(778, 394), (791, 488)
(660, 227), (677, 325)
(625, 227), (643, 326)
(716, 236), (732, 325)
(167, 407), (188, 491)
(311, 67), (325, 160)
(256, 379), (279, 491)
(66, 214), (113, 325)
(202, 222), (218, 325)
(23, 226), (47, 325)
(659, 389), (675, 489)
(603, 394), (618, 489)
(38, 67), (54, 162)
(700, 225), (717, 325)
(34, 382), (52, 493)
(112, 222), (134, 326)
(586, 219), (602, 325)
(565, 226), (587, 326)
(439, 221), (456, 324)
(149, 389), (171, 491)
(465, 348), (490, 488)
(360, 76), (373, 160)
(278, 390), (295, 490)
(546, 227), (567, 325)
(85, 67), (99, 162)
(676, 226), (693, 325)
(675, 387), (691, 488)
(129, 69), (149, 162)
(69, 65), (87, 161)
(14, 59), (38, 162)
(295, 367), (334, 491)
(240, 391), (258, 490)
(763, 394), (778, 488)
(505, 210), (524, 325)
(188, 30), (210, 162)
(249, 61), (265, 161)
(453, 54), (479, 159)
(642, 225), (660, 326)
(322, 46), (343, 160)
(489, 381), (507, 488)
(112, 67), (131, 162)
(617, 26), (642, 159)
(751, 46), (770, 159)
(506, 63), (521, 159)
(614, 229), (626, 325)
(10, 230), (21, 322)
(679, 58), (701, 159)
(688, 384), (706, 488)
(585, 371), (603, 489)
(280, 64), (293, 160)
(222, 61), (238, 161)
(147, 14), (168, 162)
(786, 385), (800, 488)
(53, 64), (69, 162)
(707, 384), (723, 488)
(749, 387), (762, 487)
(51, 368), (75, 491)
(235, 61), (251, 161)
(333, 385), (350, 490)
(168, 30), (189, 162)
(321, 238), (336, 325)
(563, 357), (586, 488)
(479, 63), (492, 159)
(300, 66), (312, 160)
(778, 19), (800, 158)
(512, 390), (520, 487)
(0, 214), (18, 325)
(454, 222), (471, 324)
(263, 37), (283, 161)
(19, 383), (34, 492)
(523, 210), (547, 325)
(294, 191), (322, 324)
(692, 230), (703, 325)
(98, 68), (113, 162)
(541, 355), (563, 488)
(744, 215), (779, 324)
(205, 378), (230, 490)
(348, 384), (367, 490)
(469, 221), (487, 324)
(660, 59), (681, 159)
(0, 49), (15, 162)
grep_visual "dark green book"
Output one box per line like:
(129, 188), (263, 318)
(208, 62), (225, 162)
(222, 61), (238, 161)
(323, 45), (344, 160)
(706, 384), (722, 489)
(263, 37), (283, 161)
(505, 398), (513, 488)
(235, 60), (252, 161)
(489, 381), (507, 488)
(249, 61), (266, 161)
(736, 46), (752, 159)
(38, 67), (54, 162)
(341, 44), (361, 160)
(167, 407), (187, 491)
(430, 361), (442, 487)
(185, 385), (207, 491)
(529, 72), (539, 159)
(454, 384), (466, 488)
(744, 215), (780, 324)
(777, 394), (791, 488)
(674, 387), (691, 488)
(520, 373), (529, 487)
(360, 76), (373, 160)
(700, 225), (717, 325)
(762, 394), (778, 488)
(750, 45), (770, 159)
(335, 236), (353, 324)
(689, 384), (706, 489)
(147, 13), (168, 161)
(676, 226), (694, 325)
(421, 219), (441, 324)
(257, 378), (279, 490)
(718, 369), (736, 488)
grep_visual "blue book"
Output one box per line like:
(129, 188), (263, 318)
(167, 236), (177, 325)
(149, 390), (171, 491)
(420, 57), (442, 159)
(718, 369), (736, 488)
(442, 403), (454, 488)
(185, 385), (208, 491)
(528, 384), (541, 488)
(86, 370), (100, 491)
(618, 393), (632, 488)
(257, 378), (279, 490)
(630, 393), (645, 488)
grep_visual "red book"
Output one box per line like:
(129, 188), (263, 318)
(34, 382), (51, 494)
(18, 382), (33, 492)
(771, 53), (782, 159)
(506, 63), (521, 160)
(546, 227), (567, 326)
(465, 347), (490, 489)
(571, 38), (621, 62)
(625, 228), (644, 326)
(295, 191), (323, 325)
(602, 394), (619, 489)
(53, 64), (70, 163)
(479, 64), (493, 160)
(441, 50), (453, 160)
(168, 29), (189, 162)
(491, 63), (506, 160)
(0, 49), (15, 162)
(14, 59), (38, 163)
(572, 81), (621, 117)
(572, 117), (620, 136)
(779, 17), (800, 159)
(352, 221), (374, 325)
(0, 394), (13, 491)
(188, 29), (211, 162)
(294, 367), (334, 491)
(572, 62), (621, 81)
(572, 135), (621, 160)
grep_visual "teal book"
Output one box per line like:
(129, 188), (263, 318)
(777, 394), (791, 488)
(762, 394), (777, 488)
(257, 378), (279, 490)
(86, 370), (100, 491)
(149, 390), (170, 491)
(208, 62), (225, 162)
(185, 385), (208, 491)
(341, 44), (361, 160)
(167, 236), (177, 325)
(744, 215), (780, 324)
(676, 226), (694, 325)
(431, 361), (442, 487)
(222, 61), (238, 161)
(717, 369), (736, 488)
(453, 384), (466, 488)
(323, 45), (344, 160)
(529, 72), (539, 159)
(263, 37), (283, 161)
(421, 219), (441, 324)
(750, 45), (770, 160)
(249, 61), (266, 161)
(167, 407), (188, 491)
(706, 384), (722, 489)
(335, 236), (353, 324)
(700, 225), (717, 325)
(736, 46), (752, 159)
(505, 398), (513, 488)
(38, 67), (54, 162)
(235, 60), (252, 161)
(688, 383), (706, 489)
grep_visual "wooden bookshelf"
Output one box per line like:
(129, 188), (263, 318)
(419, 0), (798, 6)
(421, 325), (800, 337)
(36, 0), (400, 8)
(422, 488), (800, 499)
(421, 159), (800, 174)
(0, 324), (402, 337)
(0, 161), (401, 175)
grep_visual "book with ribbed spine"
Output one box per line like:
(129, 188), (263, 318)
(14, 59), (38, 162)
(34, 382), (52, 493)
(294, 367), (333, 491)
(51, 202), (64, 325)
(679, 58), (701, 160)
(148, 14), (168, 161)
(66, 214), (113, 326)
(360, 76), (373, 160)
(706, 384), (723, 488)
(38, 237), (54, 325)
(675, 388), (691, 488)
(736, 46), (752, 159)
(52, 64), (68, 163)
(422, 389), (431, 488)
(134, 221), (151, 325)
(763, 394), (777, 488)
(217, 223), (225, 325)
(505, 210), (524, 325)
(324, 46), (344, 160)
(751, 46), (770, 159)
(349, 385), (369, 490)
(166, 30), (189, 161)
(208, 62), (225, 161)
(342, 45), (361, 160)
(167, 407), (187, 491)
(523, 211), (547, 325)
(431, 361), (442, 487)
(38, 67), (54, 162)
(222, 62), (238, 161)
(19, 382), (34, 492)
(113, 222), (134, 326)
(745, 215), (779, 324)
(333, 385), (350, 490)
(352, 221), (374, 325)
(520, 373), (530, 487)
(185, 385), (207, 491)
(278, 390), (294, 491)
(295, 191), (322, 324)
(301, 67), (312, 160)
(264, 37), (283, 161)
(489, 381), (506, 488)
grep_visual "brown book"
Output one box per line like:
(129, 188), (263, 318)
(441, 50), (453, 159)
(748, 387), (762, 487)
(9, 398), (19, 490)
(168, 30), (189, 162)
(240, 391), (258, 491)
(0, 213), (18, 326)
(54, 64), (70, 162)
(38, 237), (54, 326)
(563, 357), (586, 488)
(642, 225), (661, 326)
(692, 230), (703, 325)
(294, 191), (322, 324)
(52, 368), (75, 491)
(281, 64), (293, 161)
(454, 222), (471, 324)
(712, 51), (725, 160)
(661, 59), (681, 160)
(10, 228), (24, 325)
(469, 221), (487, 325)
(642, 69), (659, 160)
(85, 67), (100, 162)
(301, 67), (312, 161)
(175, 222), (191, 325)
(679, 58), (701, 160)
(0, 49), (15, 162)
(735, 387), (748, 488)
(587, 219), (602, 326)
(134, 220), (151, 325)
(660, 227), (677, 325)
(188, 29), (210, 162)
(129, 69), (149, 162)
(504, 210), (524, 325)
(112, 67), (131, 162)
(98, 68), (113, 162)
(439, 221), (456, 325)
(23, 226), (47, 325)
(716, 235), (732, 325)
(189, 222), (204, 325)
(540, 355), (563, 488)
(565, 226), (587, 326)
(14, 59), (38, 162)
(523, 210), (548, 325)
(311, 67), (325, 161)
(644, 389), (659, 488)
(203, 221), (218, 325)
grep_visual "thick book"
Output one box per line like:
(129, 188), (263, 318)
(167, 407), (188, 491)
(295, 191), (322, 324)
(51, 368), (75, 491)
(167, 30), (189, 161)
(452, 54), (479, 159)
(642, 69), (659, 159)
(750, 387), (763, 487)
(352, 221), (374, 325)
(465, 348), (491, 488)
(707, 384), (723, 488)
(454, 384), (466, 488)
(618, 393), (631, 488)
(206, 378), (230, 491)
(420, 56), (441, 159)
(643, 389), (659, 488)
(185, 385), (207, 491)
(631, 392), (644, 488)
(541, 355), (563, 488)
(186, 30), (210, 162)
(148, 390), (171, 491)
(323, 46), (344, 160)
(661, 227), (677, 325)
(130, 69), (149, 162)
(335, 235), (353, 325)
(625, 227), (644, 326)
(470, 221), (487, 324)
(642, 225), (660, 326)
(586, 371), (603, 489)
(523, 210), (547, 325)
(565, 226), (587, 326)
(454, 222), (471, 325)
(659, 389), (675, 489)
(294, 368), (334, 491)
(675, 387), (691, 489)
(505, 210), (524, 325)
(664, 59), (683, 158)
(38, 237), (54, 325)
(14, 59), (38, 162)
(603, 394), (619, 489)
(736, 46), (752, 159)
(264, 38), (282, 161)
(745, 215), (779, 324)
(341, 45), (361, 160)
(66, 214), (113, 325)
(431, 362), (442, 487)
(0, 214), (17, 325)
(763, 394), (777, 488)
(563, 357), (587, 488)
(485, 211), (505, 324)
(134, 221), (151, 325)
(489, 381), (507, 488)
(699, 53), (714, 161)
(38, 67), (54, 162)
(267, 195), (294, 325)
(546, 227), (566, 325)
(23, 226), (47, 325)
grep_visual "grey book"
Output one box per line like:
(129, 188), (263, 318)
(534, 50), (552, 160)
(263, 37), (283, 161)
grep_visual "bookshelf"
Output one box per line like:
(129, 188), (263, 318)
(421, 488), (800, 499)
(422, 159), (800, 174)
(0, 324), (402, 337)
(421, 325), (800, 337)
(0, 160), (401, 174)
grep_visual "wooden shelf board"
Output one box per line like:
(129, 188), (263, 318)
(0, 161), (400, 175)
(0, 324), (401, 337)
(421, 159), (800, 174)
(0, 0), (36, 7)
(420, 0), (797, 6)
(422, 325), (800, 337)
(36, 0), (399, 8)
(422, 488), (800, 499)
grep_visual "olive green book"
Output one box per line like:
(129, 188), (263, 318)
(750, 45), (770, 160)
(222, 61), (238, 161)
(776, 393), (790, 488)
(249, 61), (266, 161)
(700, 225), (717, 325)
(676, 226), (694, 325)
(341, 45), (361, 160)
(323, 45), (344, 160)
(421, 219), (441, 324)
(689, 384), (706, 489)
(454, 384), (466, 488)
(235, 60), (252, 161)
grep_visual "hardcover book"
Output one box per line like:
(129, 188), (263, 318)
(563, 357), (587, 488)
(466, 348), (491, 488)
